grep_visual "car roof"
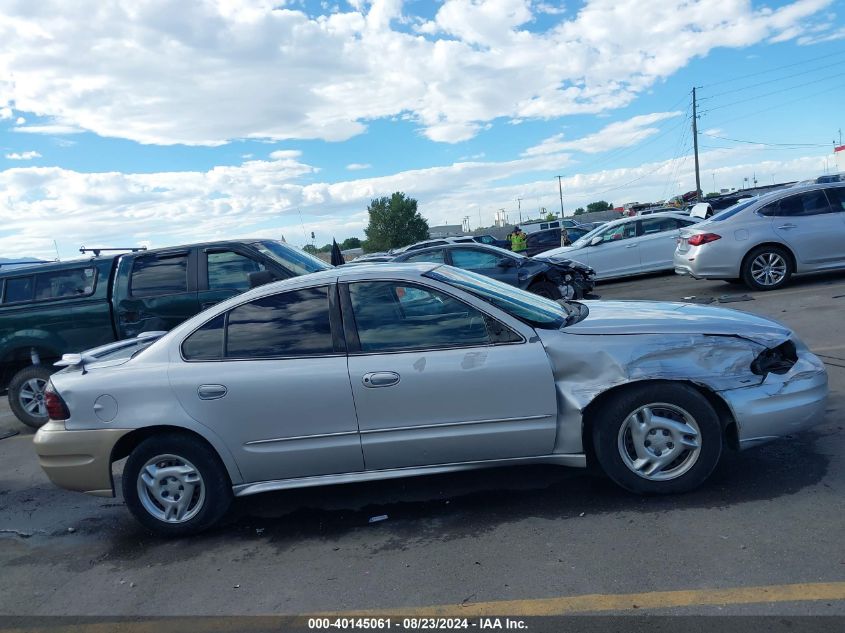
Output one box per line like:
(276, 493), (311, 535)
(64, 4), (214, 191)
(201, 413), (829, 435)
(394, 242), (516, 259)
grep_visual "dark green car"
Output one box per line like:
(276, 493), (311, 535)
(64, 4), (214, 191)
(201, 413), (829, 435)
(0, 239), (329, 428)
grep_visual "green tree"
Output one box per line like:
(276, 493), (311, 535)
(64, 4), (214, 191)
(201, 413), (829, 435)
(573, 207), (586, 215)
(302, 244), (319, 254)
(705, 192), (720, 198)
(318, 243), (333, 253)
(362, 192), (429, 252)
(544, 212), (557, 221)
(341, 237), (362, 250)
(586, 200), (613, 213)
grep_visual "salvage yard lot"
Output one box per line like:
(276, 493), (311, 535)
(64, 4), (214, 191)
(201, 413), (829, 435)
(1, 272), (843, 616)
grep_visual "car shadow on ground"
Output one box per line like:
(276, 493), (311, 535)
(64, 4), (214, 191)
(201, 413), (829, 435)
(76, 420), (840, 567)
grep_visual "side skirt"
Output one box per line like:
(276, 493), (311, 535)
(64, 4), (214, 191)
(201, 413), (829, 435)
(232, 453), (586, 497)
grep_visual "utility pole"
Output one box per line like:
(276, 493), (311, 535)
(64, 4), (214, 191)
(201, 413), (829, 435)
(691, 87), (702, 201)
(517, 197), (523, 223)
(556, 176), (564, 217)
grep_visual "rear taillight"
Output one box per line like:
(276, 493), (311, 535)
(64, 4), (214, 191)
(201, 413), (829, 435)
(687, 233), (722, 246)
(44, 383), (70, 421)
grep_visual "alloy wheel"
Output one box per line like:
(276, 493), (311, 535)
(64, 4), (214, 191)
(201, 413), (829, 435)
(18, 378), (48, 417)
(137, 454), (206, 523)
(750, 252), (787, 287)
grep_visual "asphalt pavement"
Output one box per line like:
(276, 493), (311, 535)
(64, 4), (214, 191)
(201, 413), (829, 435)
(1, 271), (843, 617)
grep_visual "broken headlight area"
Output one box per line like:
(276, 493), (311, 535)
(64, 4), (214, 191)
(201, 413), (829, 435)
(751, 340), (798, 376)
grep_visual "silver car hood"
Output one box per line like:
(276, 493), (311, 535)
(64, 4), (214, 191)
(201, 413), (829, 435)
(566, 300), (791, 347)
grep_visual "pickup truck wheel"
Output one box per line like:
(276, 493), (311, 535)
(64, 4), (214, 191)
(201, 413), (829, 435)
(123, 433), (232, 537)
(8, 365), (54, 429)
(591, 383), (722, 494)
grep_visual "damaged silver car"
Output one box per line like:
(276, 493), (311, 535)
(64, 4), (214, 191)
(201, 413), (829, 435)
(34, 264), (828, 536)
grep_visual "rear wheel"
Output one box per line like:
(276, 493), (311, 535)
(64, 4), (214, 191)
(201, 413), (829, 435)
(123, 433), (232, 536)
(741, 245), (792, 291)
(591, 383), (722, 494)
(8, 365), (54, 429)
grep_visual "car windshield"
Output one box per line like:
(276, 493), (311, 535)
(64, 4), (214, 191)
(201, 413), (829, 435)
(708, 198), (758, 222)
(425, 265), (568, 329)
(254, 240), (332, 276)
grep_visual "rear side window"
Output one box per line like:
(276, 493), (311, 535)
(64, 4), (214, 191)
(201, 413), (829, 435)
(825, 187), (845, 212)
(225, 286), (333, 358)
(182, 315), (225, 361)
(207, 251), (265, 291)
(640, 217), (679, 234)
(34, 268), (96, 301)
(130, 254), (189, 297)
(2, 276), (34, 303)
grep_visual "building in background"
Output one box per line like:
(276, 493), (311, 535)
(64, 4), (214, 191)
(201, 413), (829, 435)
(429, 224), (464, 238)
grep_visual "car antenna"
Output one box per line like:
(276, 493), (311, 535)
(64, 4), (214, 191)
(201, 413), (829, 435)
(79, 246), (148, 257)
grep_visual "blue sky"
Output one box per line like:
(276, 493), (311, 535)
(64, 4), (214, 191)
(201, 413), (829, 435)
(1, 0), (843, 258)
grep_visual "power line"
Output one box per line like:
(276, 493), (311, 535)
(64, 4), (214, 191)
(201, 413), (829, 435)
(704, 82), (845, 128)
(699, 59), (845, 101)
(700, 133), (831, 148)
(699, 48), (845, 89)
(700, 70), (845, 114)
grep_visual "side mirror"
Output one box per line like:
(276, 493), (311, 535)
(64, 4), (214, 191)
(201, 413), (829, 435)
(248, 270), (277, 289)
(590, 236), (603, 246)
(498, 258), (516, 268)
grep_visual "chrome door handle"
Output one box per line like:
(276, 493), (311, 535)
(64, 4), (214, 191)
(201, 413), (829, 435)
(625, 243), (638, 248)
(362, 372), (400, 388)
(777, 224), (797, 230)
(198, 384), (228, 400)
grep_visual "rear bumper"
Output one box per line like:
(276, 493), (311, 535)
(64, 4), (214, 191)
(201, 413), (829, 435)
(673, 247), (741, 279)
(720, 351), (828, 449)
(33, 421), (130, 497)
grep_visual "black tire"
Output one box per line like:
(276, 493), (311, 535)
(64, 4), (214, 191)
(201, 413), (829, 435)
(741, 245), (793, 291)
(529, 280), (563, 300)
(122, 433), (232, 537)
(591, 383), (722, 494)
(8, 365), (54, 429)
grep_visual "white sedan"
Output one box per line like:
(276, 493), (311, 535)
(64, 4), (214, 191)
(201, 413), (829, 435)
(540, 213), (700, 281)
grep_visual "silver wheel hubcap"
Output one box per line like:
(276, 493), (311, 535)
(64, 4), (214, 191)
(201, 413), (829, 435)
(19, 378), (48, 417)
(617, 403), (702, 481)
(137, 454), (205, 523)
(750, 252), (787, 287)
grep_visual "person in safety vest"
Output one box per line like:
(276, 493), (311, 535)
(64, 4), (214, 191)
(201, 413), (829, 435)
(507, 226), (527, 253)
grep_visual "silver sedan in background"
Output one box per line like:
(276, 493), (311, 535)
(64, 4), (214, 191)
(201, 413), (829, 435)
(34, 264), (827, 536)
(675, 182), (845, 290)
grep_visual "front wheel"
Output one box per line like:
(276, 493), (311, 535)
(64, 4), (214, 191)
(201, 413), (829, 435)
(123, 433), (232, 536)
(8, 365), (54, 429)
(591, 383), (722, 494)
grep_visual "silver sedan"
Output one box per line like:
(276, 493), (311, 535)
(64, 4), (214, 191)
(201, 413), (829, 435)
(675, 182), (845, 290)
(34, 264), (828, 535)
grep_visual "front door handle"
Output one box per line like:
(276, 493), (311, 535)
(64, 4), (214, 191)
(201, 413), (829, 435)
(198, 384), (228, 400)
(362, 372), (400, 388)
(626, 243), (639, 248)
(777, 223), (797, 230)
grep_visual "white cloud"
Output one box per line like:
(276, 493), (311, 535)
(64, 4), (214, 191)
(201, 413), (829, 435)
(0, 0), (831, 146)
(524, 112), (682, 156)
(4, 151), (42, 160)
(13, 124), (84, 135)
(268, 149), (303, 160)
(15, 116), (26, 125)
(0, 144), (829, 259)
(0, 107), (12, 120)
(346, 163), (372, 170)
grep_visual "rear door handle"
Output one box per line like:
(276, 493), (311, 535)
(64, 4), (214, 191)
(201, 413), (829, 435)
(198, 384), (228, 400)
(362, 372), (400, 388)
(777, 224), (797, 230)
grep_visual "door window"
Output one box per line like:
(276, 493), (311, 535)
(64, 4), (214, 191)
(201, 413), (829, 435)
(130, 254), (189, 297)
(640, 217), (680, 235)
(596, 222), (637, 243)
(182, 315), (225, 361)
(2, 276), (34, 303)
(450, 248), (507, 270)
(532, 230), (561, 246)
(207, 251), (265, 291)
(824, 187), (845, 212)
(225, 286), (333, 358)
(348, 282), (490, 353)
(772, 191), (832, 217)
(34, 268), (96, 301)
(404, 249), (445, 263)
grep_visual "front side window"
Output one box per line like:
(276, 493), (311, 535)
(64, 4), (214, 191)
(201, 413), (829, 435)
(226, 286), (333, 358)
(207, 251), (265, 291)
(348, 281), (490, 353)
(450, 248), (507, 270)
(130, 254), (189, 297)
(597, 222), (637, 243)
(404, 249), (445, 263)
(3, 276), (34, 303)
(254, 241), (331, 277)
(34, 268), (96, 301)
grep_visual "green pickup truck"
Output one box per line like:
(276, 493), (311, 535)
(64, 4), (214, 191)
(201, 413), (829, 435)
(0, 239), (329, 428)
